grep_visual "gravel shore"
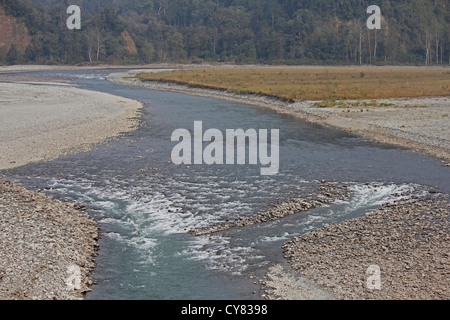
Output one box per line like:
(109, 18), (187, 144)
(0, 80), (142, 300)
(291, 98), (449, 163)
(281, 193), (449, 300)
(190, 180), (351, 236)
(0, 178), (98, 300)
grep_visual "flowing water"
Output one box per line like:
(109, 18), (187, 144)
(2, 69), (449, 299)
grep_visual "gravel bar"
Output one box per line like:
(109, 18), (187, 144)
(0, 179), (99, 300)
(281, 193), (449, 300)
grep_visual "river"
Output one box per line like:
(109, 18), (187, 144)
(2, 69), (449, 299)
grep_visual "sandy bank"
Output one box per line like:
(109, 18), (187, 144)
(0, 82), (142, 170)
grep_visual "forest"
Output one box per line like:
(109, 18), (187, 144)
(0, 0), (448, 66)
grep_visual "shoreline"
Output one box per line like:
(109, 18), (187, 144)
(0, 80), (143, 299)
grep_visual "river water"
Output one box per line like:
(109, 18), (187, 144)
(2, 69), (449, 299)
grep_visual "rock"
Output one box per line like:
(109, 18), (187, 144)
(0, 178), (98, 300)
(281, 194), (449, 300)
(190, 183), (351, 236)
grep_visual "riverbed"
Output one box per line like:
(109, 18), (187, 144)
(1, 68), (448, 299)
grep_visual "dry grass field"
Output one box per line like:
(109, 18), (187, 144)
(137, 67), (450, 101)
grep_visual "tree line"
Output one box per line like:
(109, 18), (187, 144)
(1, 0), (448, 65)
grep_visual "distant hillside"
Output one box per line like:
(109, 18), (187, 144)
(1, 0), (448, 65)
(0, 6), (31, 64)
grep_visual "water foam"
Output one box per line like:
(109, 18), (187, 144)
(45, 177), (427, 276)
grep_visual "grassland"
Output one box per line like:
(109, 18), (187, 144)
(137, 67), (450, 102)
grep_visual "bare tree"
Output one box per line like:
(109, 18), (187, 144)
(85, 26), (106, 63)
(359, 22), (363, 65)
(425, 30), (432, 65)
(207, 8), (226, 56)
(348, 20), (364, 65)
(373, 28), (378, 62)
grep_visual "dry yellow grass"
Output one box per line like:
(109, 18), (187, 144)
(137, 67), (450, 101)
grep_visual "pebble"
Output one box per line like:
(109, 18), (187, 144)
(281, 194), (449, 300)
(0, 178), (99, 300)
(190, 180), (351, 235)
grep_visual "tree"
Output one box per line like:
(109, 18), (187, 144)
(140, 42), (155, 63)
(0, 49), (6, 65)
(6, 44), (21, 65)
(2, 0), (449, 65)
